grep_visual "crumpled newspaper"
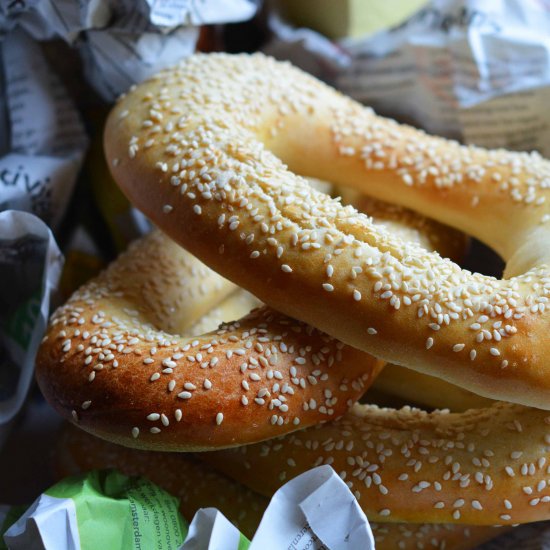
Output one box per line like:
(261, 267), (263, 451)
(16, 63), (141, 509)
(1, 465), (372, 550)
(0, 211), (62, 439)
(0, 29), (88, 228)
(1, 0), (260, 101)
(266, 0), (550, 155)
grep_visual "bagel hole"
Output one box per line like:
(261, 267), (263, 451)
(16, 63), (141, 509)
(460, 238), (505, 279)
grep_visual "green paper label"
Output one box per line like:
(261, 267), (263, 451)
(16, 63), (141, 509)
(238, 533), (251, 550)
(46, 470), (188, 550)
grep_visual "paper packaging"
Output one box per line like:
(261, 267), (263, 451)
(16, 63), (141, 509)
(3, 0), (260, 102)
(0, 211), (62, 443)
(0, 30), (88, 228)
(266, 0), (550, 155)
(2, 466), (372, 550)
(3, 470), (188, 550)
(182, 465), (374, 550)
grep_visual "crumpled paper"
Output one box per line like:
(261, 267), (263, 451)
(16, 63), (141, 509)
(182, 465), (374, 550)
(0, 211), (62, 438)
(265, 0), (550, 155)
(0, 29), (88, 228)
(3, 469), (187, 550)
(1, 0), (260, 101)
(1, 466), (372, 550)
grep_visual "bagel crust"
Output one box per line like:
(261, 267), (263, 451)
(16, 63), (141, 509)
(203, 401), (550, 525)
(105, 53), (550, 408)
(36, 231), (381, 451)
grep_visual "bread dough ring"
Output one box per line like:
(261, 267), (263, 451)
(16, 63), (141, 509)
(36, 230), (381, 451)
(37, 185), (462, 451)
(105, 53), (550, 408)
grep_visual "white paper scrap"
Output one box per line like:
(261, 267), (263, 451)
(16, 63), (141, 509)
(249, 465), (374, 550)
(3, 493), (80, 550)
(142, 0), (259, 27)
(80, 26), (200, 102)
(181, 508), (242, 550)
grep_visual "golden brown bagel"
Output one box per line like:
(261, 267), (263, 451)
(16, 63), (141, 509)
(56, 424), (504, 549)
(105, 53), (550, 408)
(203, 401), (550, 525)
(370, 523), (504, 550)
(36, 181), (467, 451)
(37, 230), (381, 451)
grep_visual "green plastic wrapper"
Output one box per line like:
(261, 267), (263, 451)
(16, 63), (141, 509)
(1, 470), (188, 550)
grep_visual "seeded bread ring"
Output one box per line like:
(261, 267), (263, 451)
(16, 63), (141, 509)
(36, 230), (382, 451)
(203, 401), (550, 525)
(105, 53), (550, 408)
(57, 424), (506, 549)
(36, 187), (465, 451)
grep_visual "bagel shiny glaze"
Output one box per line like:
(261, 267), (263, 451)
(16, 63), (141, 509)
(105, 53), (550, 408)
(37, 230), (381, 451)
(36, 185), (464, 451)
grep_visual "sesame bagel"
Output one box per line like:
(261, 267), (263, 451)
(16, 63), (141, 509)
(57, 424), (505, 549)
(36, 230), (381, 451)
(36, 184), (466, 451)
(105, 53), (550, 408)
(203, 401), (550, 525)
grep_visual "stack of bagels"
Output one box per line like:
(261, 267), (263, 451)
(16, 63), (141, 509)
(37, 53), (550, 549)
